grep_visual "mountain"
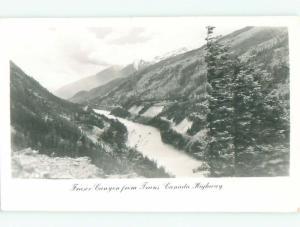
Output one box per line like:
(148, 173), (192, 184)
(70, 26), (289, 176)
(69, 50), (189, 103)
(10, 61), (169, 178)
(70, 77), (127, 104)
(55, 60), (152, 100)
(54, 65), (123, 99)
(69, 60), (151, 103)
(11, 61), (123, 158)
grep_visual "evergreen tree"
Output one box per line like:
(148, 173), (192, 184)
(204, 26), (237, 177)
(252, 65), (289, 176)
(232, 62), (264, 175)
(232, 58), (289, 176)
(255, 67), (289, 145)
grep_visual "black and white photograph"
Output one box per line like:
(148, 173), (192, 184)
(8, 18), (290, 179)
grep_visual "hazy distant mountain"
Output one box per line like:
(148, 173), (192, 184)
(70, 77), (127, 103)
(69, 60), (151, 103)
(55, 59), (152, 100)
(54, 65), (123, 99)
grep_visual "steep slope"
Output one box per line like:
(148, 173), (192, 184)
(10, 61), (169, 178)
(69, 61), (151, 103)
(56, 60), (151, 100)
(70, 77), (127, 104)
(55, 65), (124, 99)
(11, 60), (124, 161)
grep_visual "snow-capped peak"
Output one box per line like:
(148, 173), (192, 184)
(153, 47), (189, 63)
(133, 59), (150, 70)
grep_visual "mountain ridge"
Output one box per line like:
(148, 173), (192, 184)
(54, 65), (123, 99)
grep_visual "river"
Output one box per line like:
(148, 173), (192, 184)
(94, 109), (206, 177)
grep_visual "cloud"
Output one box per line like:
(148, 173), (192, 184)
(56, 34), (110, 67)
(88, 27), (113, 39)
(67, 43), (109, 66)
(48, 27), (57, 32)
(110, 27), (152, 45)
(72, 52), (109, 66)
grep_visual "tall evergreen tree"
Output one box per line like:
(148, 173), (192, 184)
(204, 26), (238, 176)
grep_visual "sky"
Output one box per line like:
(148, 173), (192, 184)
(3, 18), (243, 91)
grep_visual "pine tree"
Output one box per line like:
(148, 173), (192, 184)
(252, 65), (289, 176)
(255, 67), (289, 145)
(232, 59), (289, 176)
(204, 26), (237, 177)
(232, 62), (264, 175)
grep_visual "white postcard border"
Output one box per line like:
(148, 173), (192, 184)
(0, 16), (299, 212)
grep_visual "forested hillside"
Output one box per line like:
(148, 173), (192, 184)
(10, 61), (169, 178)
